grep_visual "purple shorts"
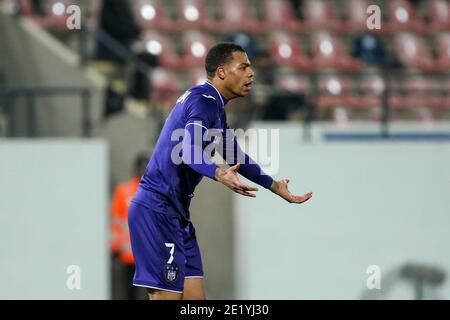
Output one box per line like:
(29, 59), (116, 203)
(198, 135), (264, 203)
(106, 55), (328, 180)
(128, 191), (203, 293)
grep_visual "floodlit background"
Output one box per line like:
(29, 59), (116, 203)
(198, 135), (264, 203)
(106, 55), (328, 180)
(0, 0), (449, 299)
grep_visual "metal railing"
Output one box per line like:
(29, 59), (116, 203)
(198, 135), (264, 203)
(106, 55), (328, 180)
(0, 86), (92, 137)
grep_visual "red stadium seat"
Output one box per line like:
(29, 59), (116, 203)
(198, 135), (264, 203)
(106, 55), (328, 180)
(180, 31), (213, 70)
(133, 0), (176, 32)
(387, 75), (446, 121)
(175, 0), (215, 32)
(394, 33), (440, 71)
(426, 0), (450, 33)
(416, 77), (450, 111)
(216, 0), (259, 34)
(311, 32), (363, 71)
(29, 0), (76, 29)
(443, 78), (450, 110)
(141, 31), (181, 70)
(436, 33), (450, 70)
(387, 0), (426, 33)
(343, 0), (387, 34)
(303, 0), (343, 32)
(402, 76), (433, 108)
(150, 68), (181, 104)
(260, 0), (303, 32)
(316, 75), (355, 110)
(189, 68), (208, 86)
(402, 76), (447, 120)
(13, 0), (34, 16)
(357, 74), (385, 111)
(269, 32), (315, 71)
(275, 73), (310, 93)
(343, 0), (369, 33)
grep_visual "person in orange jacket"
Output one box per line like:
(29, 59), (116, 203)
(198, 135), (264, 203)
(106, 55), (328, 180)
(110, 153), (149, 300)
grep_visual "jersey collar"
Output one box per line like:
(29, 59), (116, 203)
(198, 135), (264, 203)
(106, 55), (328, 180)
(205, 81), (228, 107)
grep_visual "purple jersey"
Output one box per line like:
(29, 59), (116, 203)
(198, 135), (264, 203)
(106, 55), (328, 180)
(135, 81), (273, 221)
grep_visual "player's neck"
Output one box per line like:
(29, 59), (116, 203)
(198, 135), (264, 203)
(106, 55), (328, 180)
(207, 79), (235, 101)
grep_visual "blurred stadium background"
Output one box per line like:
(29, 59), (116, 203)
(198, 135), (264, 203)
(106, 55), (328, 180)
(0, 0), (449, 299)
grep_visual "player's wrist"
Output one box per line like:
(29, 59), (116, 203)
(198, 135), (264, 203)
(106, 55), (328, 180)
(270, 180), (279, 193)
(215, 167), (225, 181)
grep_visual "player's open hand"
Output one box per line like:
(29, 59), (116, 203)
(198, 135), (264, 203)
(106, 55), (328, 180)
(270, 179), (313, 204)
(215, 163), (259, 198)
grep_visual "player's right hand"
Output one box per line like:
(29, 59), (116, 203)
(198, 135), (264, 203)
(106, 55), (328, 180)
(270, 179), (313, 204)
(215, 163), (259, 198)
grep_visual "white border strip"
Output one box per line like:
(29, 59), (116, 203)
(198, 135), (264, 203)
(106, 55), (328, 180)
(185, 122), (208, 131)
(184, 276), (204, 279)
(133, 283), (183, 294)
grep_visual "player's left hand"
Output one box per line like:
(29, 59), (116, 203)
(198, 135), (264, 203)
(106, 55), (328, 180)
(270, 179), (313, 204)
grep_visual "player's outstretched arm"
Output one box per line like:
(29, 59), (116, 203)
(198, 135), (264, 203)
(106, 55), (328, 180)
(270, 179), (313, 204)
(215, 163), (259, 198)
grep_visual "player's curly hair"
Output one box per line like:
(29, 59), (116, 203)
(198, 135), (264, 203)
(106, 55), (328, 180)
(205, 43), (246, 79)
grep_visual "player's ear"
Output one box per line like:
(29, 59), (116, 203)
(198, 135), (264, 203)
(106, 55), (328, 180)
(217, 67), (226, 80)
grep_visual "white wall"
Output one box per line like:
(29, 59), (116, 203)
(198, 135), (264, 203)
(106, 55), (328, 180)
(0, 140), (109, 299)
(234, 124), (450, 299)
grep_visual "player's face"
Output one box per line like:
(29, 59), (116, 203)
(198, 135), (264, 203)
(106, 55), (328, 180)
(223, 51), (254, 98)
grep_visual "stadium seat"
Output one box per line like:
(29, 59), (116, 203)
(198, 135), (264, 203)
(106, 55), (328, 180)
(387, 0), (426, 33)
(303, 0), (343, 32)
(133, 0), (176, 32)
(13, 0), (33, 16)
(179, 31), (213, 70)
(343, 0), (369, 33)
(275, 72), (310, 93)
(141, 31), (181, 70)
(27, 0), (76, 29)
(316, 74), (355, 110)
(387, 75), (443, 121)
(419, 76), (450, 111)
(150, 67), (181, 103)
(311, 32), (363, 71)
(260, 0), (303, 32)
(394, 33), (440, 71)
(444, 78), (450, 110)
(343, 0), (386, 34)
(188, 68), (208, 86)
(216, 0), (259, 34)
(436, 33), (450, 70)
(357, 74), (385, 111)
(402, 76), (434, 108)
(269, 32), (315, 71)
(426, 0), (450, 33)
(175, 0), (215, 32)
(401, 75), (448, 120)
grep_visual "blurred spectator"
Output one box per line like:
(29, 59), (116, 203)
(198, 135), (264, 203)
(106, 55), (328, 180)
(110, 152), (149, 300)
(289, 0), (304, 20)
(252, 49), (307, 121)
(224, 33), (256, 61)
(128, 52), (159, 102)
(407, 0), (421, 7)
(352, 33), (402, 68)
(104, 79), (126, 119)
(250, 48), (276, 119)
(94, 0), (140, 64)
(263, 90), (307, 121)
(30, 0), (45, 16)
